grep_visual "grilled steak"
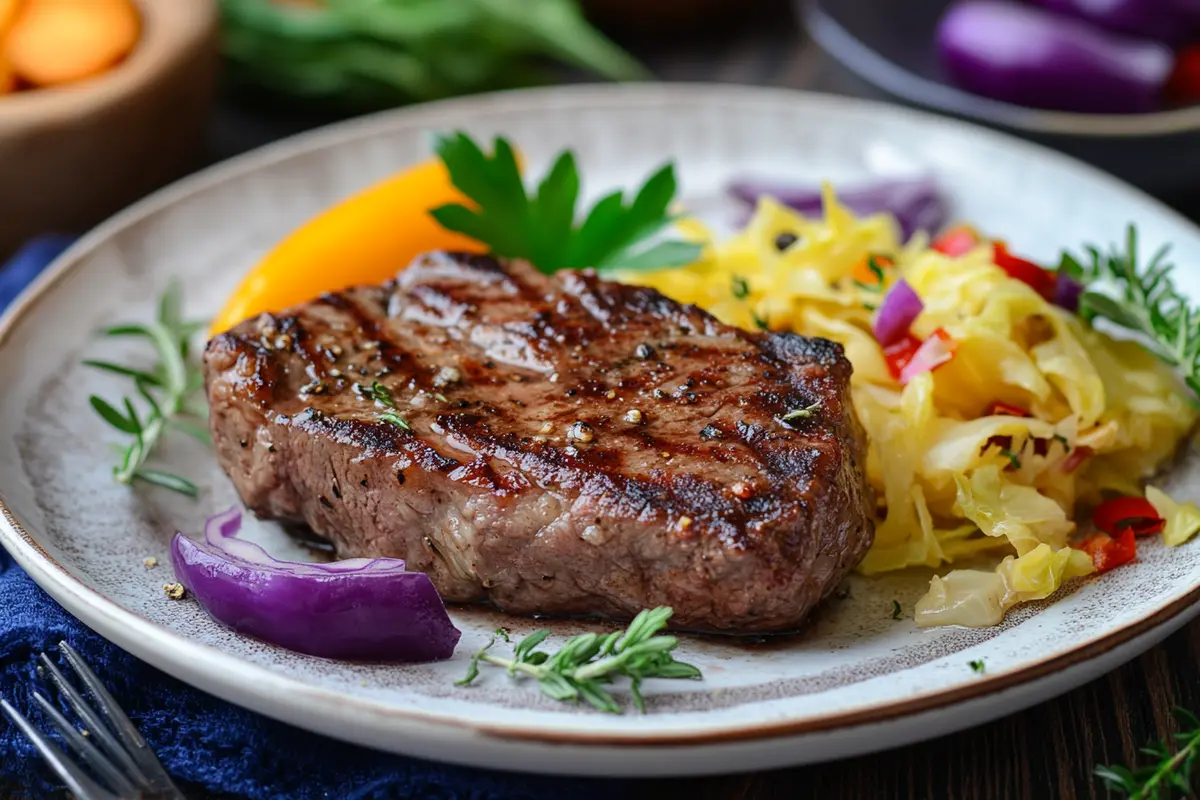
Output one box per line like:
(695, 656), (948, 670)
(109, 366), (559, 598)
(204, 252), (873, 632)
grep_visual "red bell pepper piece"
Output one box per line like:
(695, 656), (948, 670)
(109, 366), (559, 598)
(993, 242), (1057, 299)
(1092, 496), (1165, 537)
(1080, 526), (1137, 573)
(883, 332), (923, 380)
(987, 402), (1029, 417)
(932, 225), (980, 256)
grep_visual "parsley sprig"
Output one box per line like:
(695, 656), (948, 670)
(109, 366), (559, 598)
(84, 282), (208, 497)
(1060, 225), (1200, 398)
(456, 607), (702, 713)
(1095, 708), (1200, 799)
(430, 132), (702, 274)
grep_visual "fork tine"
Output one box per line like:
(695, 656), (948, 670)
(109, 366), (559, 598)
(59, 642), (187, 799)
(32, 693), (139, 798)
(37, 653), (153, 791)
(0, 699), (121, 800)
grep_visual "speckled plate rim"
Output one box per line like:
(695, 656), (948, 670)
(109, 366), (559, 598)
(2, 84), (1200, 758)
(801, 0), (1200, 138)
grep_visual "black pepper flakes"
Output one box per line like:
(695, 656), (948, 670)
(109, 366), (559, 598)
(396, 471), (406, 485)
(700, 424), (722, 440)
(319, 495), (333, 509)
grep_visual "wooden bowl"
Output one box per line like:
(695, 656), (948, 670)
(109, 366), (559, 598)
(0, 0), (219, 259)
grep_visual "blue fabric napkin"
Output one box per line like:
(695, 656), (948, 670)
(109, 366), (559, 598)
(0, 238), (620, 799)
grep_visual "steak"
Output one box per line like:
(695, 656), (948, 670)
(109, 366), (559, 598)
(204, 252), (873, 632)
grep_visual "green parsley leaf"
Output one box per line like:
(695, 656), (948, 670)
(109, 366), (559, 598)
(968, 660), (985, 674)
(430, 132), (702, 275)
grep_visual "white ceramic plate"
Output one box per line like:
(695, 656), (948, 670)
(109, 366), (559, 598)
(2, 85), (1199, 778)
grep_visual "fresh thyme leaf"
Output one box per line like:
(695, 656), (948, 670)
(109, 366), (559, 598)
(359, 381), (397, 408)
(999, 448), (1023, 469)
(456, 607), (702, 713)
(1052, 433), (1071, 451)
(82, 360), (164, 386)
(430, 132), (701, 275)
(1095, 707), (1200, 798)
(731, 275), (750, 300)
(891, 600), (902, 620)
(968, 660), (985, 674)
(781, 401), (821, 423)
(1064, 225), (1200, 399)
(85, 281), (207, 496)
(752, 311), (769, 331)
(135, 470), (199, 498)
(379, 412), (411, 431)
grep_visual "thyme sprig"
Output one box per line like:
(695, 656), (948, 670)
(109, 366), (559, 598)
(357, 380), (411, 430)
(1095, 708), (1200, 799)
(85, 281), (207, 497)
(456, 607), (702, 713)
(1060, 225), (1200, 398)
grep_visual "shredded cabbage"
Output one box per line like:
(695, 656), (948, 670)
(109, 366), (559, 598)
(630, 188), (1197, 626)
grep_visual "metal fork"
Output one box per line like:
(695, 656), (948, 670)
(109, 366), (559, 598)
(1, 641), (186, 800)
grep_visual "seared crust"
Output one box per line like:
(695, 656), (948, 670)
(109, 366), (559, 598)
(204, 253), (873, 632)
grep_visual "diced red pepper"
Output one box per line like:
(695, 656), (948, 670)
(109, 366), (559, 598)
(1061, 445), (1092, 474)
(883, 332), (923, 380)
(1092, 496), (1165, 537)
(1168, 45), (1200, 105)
(993, 242), (1057, 299)
(932, 225), (980, 256)
(987, 402), (1029, 417)
(1080, 526), (1137, 573)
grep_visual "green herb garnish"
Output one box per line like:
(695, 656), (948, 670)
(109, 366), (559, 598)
(891, 600), (902, 620)
(999, 448), (1023, 469)
(85, 282), (207, 497)
(752, 311), (769, 331)
(968, 660), (985, 674)
(430, 132), (702, 275)
(731, 275), (750, 300)
(1061, 225), (1200, 398)
(456, 607), (702, 713)
(359, 381), (410, 430)
(1052, 433), (1071, 452)
(220, 0), (649, 110)
(781, 401), (821, 423)
(1095, 708), (1200, 799)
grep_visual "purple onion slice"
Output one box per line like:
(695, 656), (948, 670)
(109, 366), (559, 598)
(171, 509), (461, 662)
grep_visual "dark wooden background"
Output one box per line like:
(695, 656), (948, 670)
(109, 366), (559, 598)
(11, 1), (1200, 797)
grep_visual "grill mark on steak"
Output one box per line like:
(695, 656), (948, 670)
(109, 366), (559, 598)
(204, 253), (874, 632)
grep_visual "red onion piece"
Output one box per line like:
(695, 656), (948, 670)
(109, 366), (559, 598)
(900, 330), (958, 384)
(171, 509), (460, 662)
(873, 279), (924, 347)
(1028, 0), (1200, 45)
(937, 1), (1174, 114)
(1053, 271), (1084, 312)
(727, 177), (946, 241)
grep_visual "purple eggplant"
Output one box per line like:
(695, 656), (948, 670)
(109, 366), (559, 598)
(937, 0), (1174, 113)
(1029, 0), (1200, 45)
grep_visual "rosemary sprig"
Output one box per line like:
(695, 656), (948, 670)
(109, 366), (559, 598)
(85, 281), (207, 497)
(456, 607), (702, 713)
(1095, 708), (1200, 799)
(1060, 225), (1200, 398)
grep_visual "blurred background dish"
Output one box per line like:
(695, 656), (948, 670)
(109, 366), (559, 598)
(0, 0), (218, 259)
(801, 0), (1200, 194)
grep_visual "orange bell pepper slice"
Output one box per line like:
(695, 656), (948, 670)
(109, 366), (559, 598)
(210, 158), (487, 336)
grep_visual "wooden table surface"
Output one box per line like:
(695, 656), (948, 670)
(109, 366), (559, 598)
(10, 3), (1198, 798)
